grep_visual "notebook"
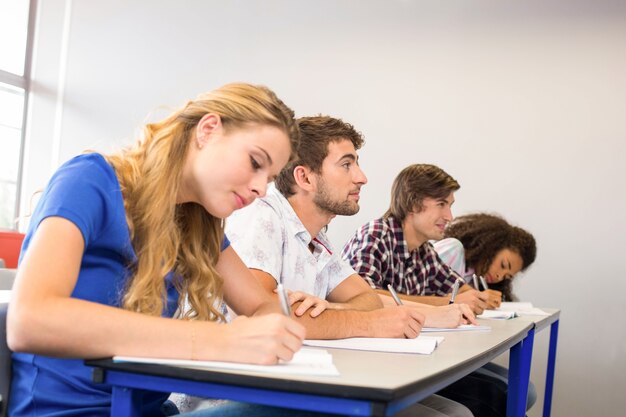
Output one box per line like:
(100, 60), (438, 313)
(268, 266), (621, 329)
(421, 324), (491, 332)
(304, 335), (444, 354)
(114, 346), (339, 377)
(478, 302), (550, 319)
(477, 309), (518, 319)
(499, 302), (550, 316)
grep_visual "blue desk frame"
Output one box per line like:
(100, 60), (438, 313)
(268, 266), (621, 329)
(87, 319), (547, 417)
(542, 319), (560, 417)
(507, 311), (560, 417)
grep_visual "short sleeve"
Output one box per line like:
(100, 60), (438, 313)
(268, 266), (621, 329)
(432, 238), (466, 279)
(28, 154), (121, 247)
(423, 242), (465, 296)
(326, 257), (359, 296)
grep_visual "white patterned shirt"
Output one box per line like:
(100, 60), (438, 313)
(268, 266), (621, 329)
(225, 186), (355, 298)
(433, 238), (475, 284)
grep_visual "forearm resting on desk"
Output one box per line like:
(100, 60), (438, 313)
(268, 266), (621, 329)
(375, 289), (449, 306)
(8, 292), (304, 365)
(288, 302), (425, 339)
(284, 289), (381, 318)
(327, 290), (382, 311)
(377, 293), (476, 327)
(326, 274), (384, 311)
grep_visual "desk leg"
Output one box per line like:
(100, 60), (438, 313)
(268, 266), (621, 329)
(507, 328), (535, 417)
(542, 320), (559, 417)
(111, 386), (142, 417)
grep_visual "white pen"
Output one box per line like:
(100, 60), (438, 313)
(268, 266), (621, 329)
(276, 283), (292, 316)
(387, 284), (404, 306)
(479, 275), (489, 291)
(449, 280), (460, 304)
(472, 273), (479, 290)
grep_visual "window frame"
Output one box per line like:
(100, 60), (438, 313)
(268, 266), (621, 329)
(0, 0), (37, 230)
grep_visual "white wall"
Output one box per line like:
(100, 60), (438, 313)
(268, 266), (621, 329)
(22, 1), (626, 415)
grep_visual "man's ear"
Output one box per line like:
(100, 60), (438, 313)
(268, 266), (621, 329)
(195, 113), (222, 148)
(293, 165), (316, 192)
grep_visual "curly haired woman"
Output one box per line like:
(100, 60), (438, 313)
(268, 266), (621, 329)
(433, 213), (538, 415)
(434, 213), (536, 301)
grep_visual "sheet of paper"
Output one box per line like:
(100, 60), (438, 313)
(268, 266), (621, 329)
(498, 302), (533, 311)
(477, 310), (518, 320)
(421, 324), (491, 332)
(114, 347), (339, 377)
(304, 336), (444, 355)
(499, 302), (550, 316)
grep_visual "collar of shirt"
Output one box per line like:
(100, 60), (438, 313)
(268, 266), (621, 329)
(268, 187), (333, 254)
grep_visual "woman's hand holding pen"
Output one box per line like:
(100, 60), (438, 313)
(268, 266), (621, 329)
(215, 314), (305, 365)
(455, 290), (489, 315)
(483, 289), (503, 309)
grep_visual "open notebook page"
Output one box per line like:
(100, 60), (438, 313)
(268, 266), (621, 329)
(477, 310), (518, 319)
(304, 335), (444, 355)
(114, 346), (339, 377)
(421, 324), (491, 332)
(499, 302), (550, 316)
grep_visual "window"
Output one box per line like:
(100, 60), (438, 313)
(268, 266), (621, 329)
(0, 84), (25, 228)
(0, 0), (33, 230)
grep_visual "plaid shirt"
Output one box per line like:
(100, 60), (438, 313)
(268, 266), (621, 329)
(342, 216), (463, 296)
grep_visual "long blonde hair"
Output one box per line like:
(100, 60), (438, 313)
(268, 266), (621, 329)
(105, 83), (299, 321)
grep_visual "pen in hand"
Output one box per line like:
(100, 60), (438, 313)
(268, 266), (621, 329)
(387, 284), (404, 306)
(479, 275), (489, 291)
(472, 273), (479, 290)
(449, 280), (460, 304)
(277, 283), (292, 316)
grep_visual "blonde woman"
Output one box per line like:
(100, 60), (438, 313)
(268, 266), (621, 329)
(7, 83), (305, 417)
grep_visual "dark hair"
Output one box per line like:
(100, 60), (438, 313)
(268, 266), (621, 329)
(444, 213), (537, 301)
(275, 115), (364, 197)
(384, 164), (460, 223)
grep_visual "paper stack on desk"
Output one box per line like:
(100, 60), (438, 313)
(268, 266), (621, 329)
(498, 302), (550, 316)
(478, 302), (549, 319)
(304, 335), (444, 354)
(114, 346), (339, 377)
(477, 310), (518, 320)
(421, 324), (491, 332)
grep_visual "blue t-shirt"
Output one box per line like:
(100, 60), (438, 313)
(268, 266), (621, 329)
(9, 153), (229, 417)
